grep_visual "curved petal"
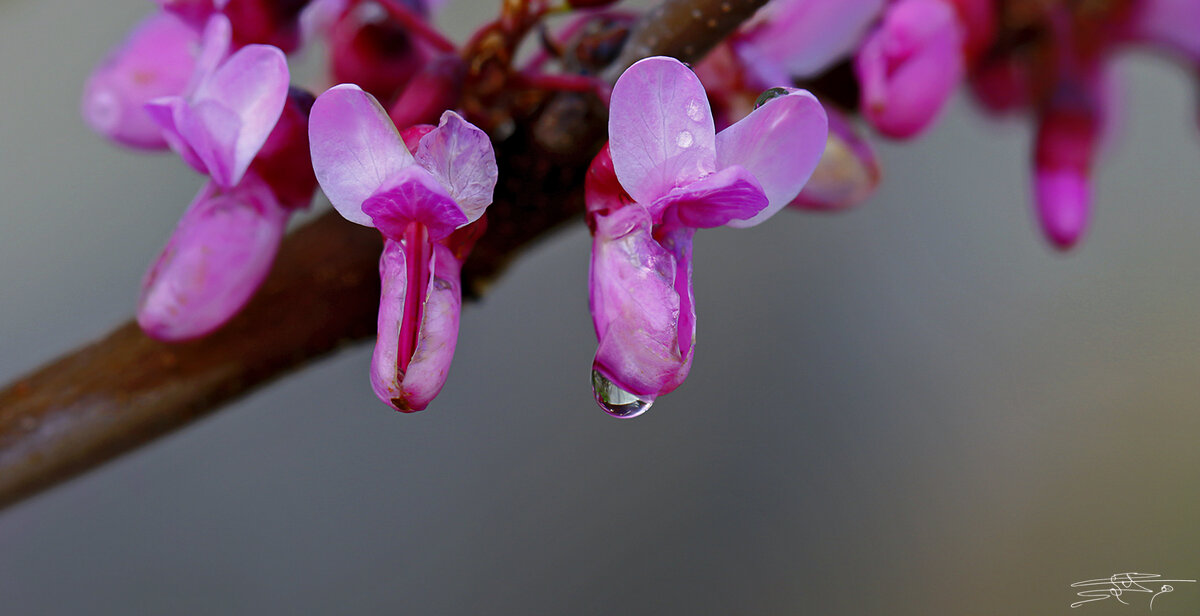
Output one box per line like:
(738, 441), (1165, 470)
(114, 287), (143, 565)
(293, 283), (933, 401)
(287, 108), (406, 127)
(371, 240), (462, 412)
(653, 165), (767, 228)
(81, 11), (199, 150)
(717, 88), (828, 227)
(137, 174), (289, 341)
(739, 0), (884, 79)
(589, 204), (693, 397)
(789, 106), (880, 211)
(362, 166), (468, 241)
(192, 43), (289, 187)
(309, 84), (415, 226)
(609, 56), (717, 204)
(414, 111), (498, 223)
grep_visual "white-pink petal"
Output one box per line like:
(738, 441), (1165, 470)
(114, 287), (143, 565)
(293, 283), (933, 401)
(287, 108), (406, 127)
(414, 111), (498, 224)
(609, 56), (717, 205)
(717, 88), (828, 227)
(309, 84), (416, 227)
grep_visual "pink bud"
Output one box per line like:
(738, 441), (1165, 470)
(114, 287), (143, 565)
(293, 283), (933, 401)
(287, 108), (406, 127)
(387, 53), (466, 129)
(1033, 107), (1096, 250)
(330, 2), (425, 103)
(82, 11), (200, 149)
(789, 107), (880, 211)
(138, 173), (289, 341)
(854, 0), (966, 139)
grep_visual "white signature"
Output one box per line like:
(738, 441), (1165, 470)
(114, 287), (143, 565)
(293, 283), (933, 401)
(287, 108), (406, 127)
(1071, 572), (1196, 610)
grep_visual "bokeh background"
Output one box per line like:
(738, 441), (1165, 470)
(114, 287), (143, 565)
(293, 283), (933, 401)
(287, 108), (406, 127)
(2, 1), (1199, 614)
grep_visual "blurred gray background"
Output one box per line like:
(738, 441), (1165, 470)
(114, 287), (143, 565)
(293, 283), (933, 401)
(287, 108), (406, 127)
(3, 1), (1200, 614)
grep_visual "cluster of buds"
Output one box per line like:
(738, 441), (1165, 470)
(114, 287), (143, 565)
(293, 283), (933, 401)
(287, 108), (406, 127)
(82, 0), (1200, 416)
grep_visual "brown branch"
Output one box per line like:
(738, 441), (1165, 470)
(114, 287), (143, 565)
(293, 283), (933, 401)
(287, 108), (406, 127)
(0, 0), (768, 511)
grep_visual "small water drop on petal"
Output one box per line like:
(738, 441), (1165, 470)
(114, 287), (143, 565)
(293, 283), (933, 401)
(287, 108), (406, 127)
(754, 87), (789, 109)
(685, 98), (704, 122)
(592, 370), (654, 418)
(676, 130), (694, 148)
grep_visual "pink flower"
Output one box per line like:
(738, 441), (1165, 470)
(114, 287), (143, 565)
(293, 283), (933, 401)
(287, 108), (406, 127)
(734, 0), (884, 87)
(590, 56), (826, 416)
(138, 172), (289, 340)
(789, 105), (880, 211)
(81, 11), (202, 149)
(854, 0), (966, 139)
(145, 15), (290, 189)
(308, 84), (498, 411)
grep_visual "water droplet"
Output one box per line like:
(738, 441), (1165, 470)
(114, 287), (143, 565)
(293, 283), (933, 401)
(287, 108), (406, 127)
(592, 370), (654, 418)
(676, 130), (694, 148)
(755, 87), (789, 109)
(685, 98), (704, 122)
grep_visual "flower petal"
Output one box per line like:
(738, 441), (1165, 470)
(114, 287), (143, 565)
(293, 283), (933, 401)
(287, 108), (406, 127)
(309, 84), (416, 226)
(137, 174), (289, 341)
(362, 166), (468, 241)
(371, 240), (462, 412)
(653, 165), (767, 228)
(717, 88), (828, 227)
(589, 204), (693, 397)
(739, 0), (884, 80)
(414, 110), (498, 223)
(609, 56), (717, 205)
(191, 43), (289, 187)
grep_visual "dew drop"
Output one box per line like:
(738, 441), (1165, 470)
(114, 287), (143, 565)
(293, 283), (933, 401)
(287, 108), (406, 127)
(755, 87), (789, 109)
(676, 130), (694, 148)
(592, 370), (654, 418)
(685, 98), (704, 122)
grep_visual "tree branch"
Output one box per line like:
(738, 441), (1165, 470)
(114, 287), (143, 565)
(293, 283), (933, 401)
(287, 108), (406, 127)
(0, 0), (768, 511)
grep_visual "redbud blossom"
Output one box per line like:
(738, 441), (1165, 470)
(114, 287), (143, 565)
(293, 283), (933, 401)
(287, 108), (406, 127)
(790, 106), (880, 211)
(309, 85), (497, 411)
(590, 57), (826, 416)
(81, 11), (201, 149)
(734, 0), (884, 87)
(854, 0), (966, 139)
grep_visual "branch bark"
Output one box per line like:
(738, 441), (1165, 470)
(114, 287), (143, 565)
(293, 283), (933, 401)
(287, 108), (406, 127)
(0, 0), (768, 511)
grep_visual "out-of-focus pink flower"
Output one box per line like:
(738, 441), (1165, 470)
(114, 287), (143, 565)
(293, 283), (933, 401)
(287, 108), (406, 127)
(81, 12), (201, 149)
(855, 0), (966, 139)
(157, 0), (309, 51)
(138, 172), (289, 340)
(388, 53), (466, 129)
(330, 1), (428, 103)
(1126, 0), (1200, 61)
(145, 16), (290, 189)
(790, 105), (880, 211)
(309, 84), (497, 411)
(589, 57), (826, 416)
(734, 0), (884, 86)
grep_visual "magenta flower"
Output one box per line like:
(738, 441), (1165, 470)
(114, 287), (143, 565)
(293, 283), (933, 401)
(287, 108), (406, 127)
(590, 56), (826, 416)
(81, 11), (202, 149)
(734, 0), (884, 87)
(854, 0), (966, 139)
(145, 15), (290, 189)
(308, 84), (497, 411)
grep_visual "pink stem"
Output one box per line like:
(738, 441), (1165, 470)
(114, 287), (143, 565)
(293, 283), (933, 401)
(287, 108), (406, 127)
(375, 0), (459, 54)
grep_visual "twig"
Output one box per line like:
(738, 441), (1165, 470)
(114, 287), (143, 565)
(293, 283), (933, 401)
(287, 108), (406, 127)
(0, 0), (769, 511)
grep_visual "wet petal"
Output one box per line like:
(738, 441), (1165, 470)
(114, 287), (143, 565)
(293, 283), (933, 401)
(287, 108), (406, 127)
(716, 87), (828, 227)
(413, 110), (498, 223)
(137, 174), (289, 341)
(589, 204), (693, 397)
(653, 165), (767, 228)
(609, 56), (717, 204)
(309, 83), (416, 226)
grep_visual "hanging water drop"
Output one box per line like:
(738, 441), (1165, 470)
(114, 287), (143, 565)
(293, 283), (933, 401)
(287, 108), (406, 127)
(755, 87), (789, 109)
(591, 370), (654, 418)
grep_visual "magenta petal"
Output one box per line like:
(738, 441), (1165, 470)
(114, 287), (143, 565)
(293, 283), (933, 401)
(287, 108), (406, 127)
(854, 0), (965, 139)
(371, 240), (462, 412)
(310, 84), (416, 227)
(590, 204), (693, 397)
(81, 11), (199, 149)
(363, 167), (469, 241)
(137, 174), (289, 341)
(190, 44), (289, 187)
(1130, 0), (1200, 60)
(413, 111), (498, 223)
(653, 165), (768, 229)
(740, 0), (884, 79)
(144, 96), (210, 175)
(1034, 169), (1089, 250)
(716, 88), (828, 227)
(609, 56), (717, 204)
